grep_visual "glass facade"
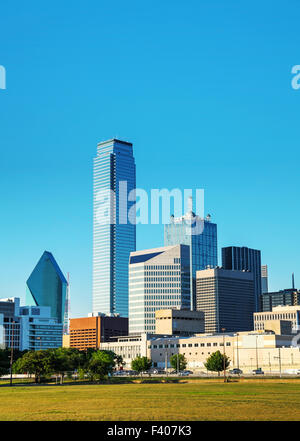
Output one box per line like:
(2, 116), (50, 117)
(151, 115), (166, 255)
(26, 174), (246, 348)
(129, 245), (191, 334)
(164, 213), (217, 310)
(222, 246), (262, 312)
(93, 139), (136, 317)
(261, 289), (300, 312)
(26, 251), (68, 324)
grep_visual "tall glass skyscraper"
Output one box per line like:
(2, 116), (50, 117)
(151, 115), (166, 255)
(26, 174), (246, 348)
(26, 251), (68, 324)
(93, 139), (136, 317)
(164, 210), (218, 310)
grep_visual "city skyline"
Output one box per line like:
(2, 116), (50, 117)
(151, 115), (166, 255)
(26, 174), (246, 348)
(1, 1), (299, 318)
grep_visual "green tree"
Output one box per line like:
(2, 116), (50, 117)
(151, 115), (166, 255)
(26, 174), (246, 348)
(49, 347), (81, 383)
(170, 353), (187, 372)
(0, 349), (27, 376)
(131, 356), (152, 376)
(204, 351), (230, 376)
(87, 350), (115, 382)
(13, 350), (54, 383)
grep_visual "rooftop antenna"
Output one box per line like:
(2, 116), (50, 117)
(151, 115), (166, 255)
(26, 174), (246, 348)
(292, 273), (295, 290)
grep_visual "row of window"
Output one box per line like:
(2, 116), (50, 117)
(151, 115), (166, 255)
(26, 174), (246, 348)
(149, 341), (231, 349)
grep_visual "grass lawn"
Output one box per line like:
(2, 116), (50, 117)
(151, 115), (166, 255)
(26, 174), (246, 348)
(1, 378), (300, 421)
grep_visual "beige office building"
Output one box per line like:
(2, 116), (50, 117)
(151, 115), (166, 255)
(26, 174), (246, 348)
(100, 330), (300, 373)
(254, 305), (300, 332)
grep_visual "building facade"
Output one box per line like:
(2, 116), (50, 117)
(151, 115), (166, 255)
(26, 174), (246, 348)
(155, 308), (205, 336)
(164, 209), (217, 310)
(69, 314), (129, 351)
(261, 265), (268, 294)
(0, 298), (21, 350)
(196, 268), (255, 333)
(222, 246), (262, 312)
(254, 305), (300, 333)
(26, 251), (68, 324)
(261, 288), (300, 312)
(101, 331), (300, 373)
(93, 139), (136, 317)
(0, 297), (62, 350)
(129, 245), (191, 334)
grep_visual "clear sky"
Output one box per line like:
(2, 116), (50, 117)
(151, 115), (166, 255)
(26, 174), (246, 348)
(0, 0), (299, 318)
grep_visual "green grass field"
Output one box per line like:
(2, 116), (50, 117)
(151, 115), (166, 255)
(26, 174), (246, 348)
(1, 378), (300, 421)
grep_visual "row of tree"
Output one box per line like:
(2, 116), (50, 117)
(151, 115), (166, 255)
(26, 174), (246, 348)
(0, 348), (230, 383)
(0, 347), (124, 383)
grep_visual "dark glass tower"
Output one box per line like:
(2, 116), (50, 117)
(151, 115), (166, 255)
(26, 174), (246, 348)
(26, 251), (68, 324)
(93, 139), (136, 317)
(222, 246), (262, 312)
(164, 210), (217, 310)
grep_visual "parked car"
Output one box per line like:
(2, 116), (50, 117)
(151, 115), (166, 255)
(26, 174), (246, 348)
(252, 368), (264, 375)
(113, 370), (128, 376)
(229, 368), (243, 375)
(178, 370), (191, 376)
(151, 369), (165, 374)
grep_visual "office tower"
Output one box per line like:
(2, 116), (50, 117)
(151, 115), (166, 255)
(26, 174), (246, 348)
(93, 139), (136, 317)
(26, 251), (68, 324)
(129, 245), (191, 334)
(69, 314), (128, 351)
(261, 288), (300, 312)
(261, 265), (268, 294)
(0, 297), (62, 350)
(196, 268), (255, 333)
(222, 246), (262, 312)
(164, 208), (217, 310)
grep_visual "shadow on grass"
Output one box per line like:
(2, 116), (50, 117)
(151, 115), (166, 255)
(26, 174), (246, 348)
(0, 376), (190, 388)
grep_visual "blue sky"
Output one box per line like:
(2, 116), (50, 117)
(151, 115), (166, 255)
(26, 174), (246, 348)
(0, 0), (299, 318)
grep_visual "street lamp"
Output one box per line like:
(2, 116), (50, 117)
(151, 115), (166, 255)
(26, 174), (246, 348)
(221, 328), (226, 382)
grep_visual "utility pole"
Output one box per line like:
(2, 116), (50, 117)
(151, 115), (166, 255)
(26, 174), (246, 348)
(274, 348), (282, 378)
(221, 328), (226, 382)
(177, 353), (179, 374)
(9, 321), (15, 387)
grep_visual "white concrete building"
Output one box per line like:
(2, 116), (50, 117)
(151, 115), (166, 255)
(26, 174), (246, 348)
(129, 245), (191, 334)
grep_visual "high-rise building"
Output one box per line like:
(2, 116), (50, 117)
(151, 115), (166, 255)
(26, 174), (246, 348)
(261, 265), (268, 294)
(261, 288), (300, 312)
(0, 297), (62, 350)
(26, 251), (68, 324)
(164, 208), (217, 310)
(93, 139), (136, 317)
(222, 246), (262, 312)
(196, 268), (255, 333)
(128, 245), (191, 334)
